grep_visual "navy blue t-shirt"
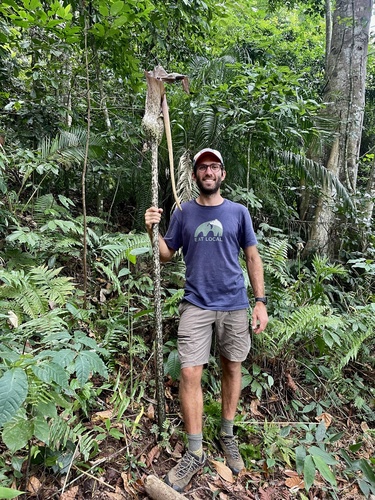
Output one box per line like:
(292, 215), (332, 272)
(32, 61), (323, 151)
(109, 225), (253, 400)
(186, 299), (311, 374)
(163, 199), (257, 311)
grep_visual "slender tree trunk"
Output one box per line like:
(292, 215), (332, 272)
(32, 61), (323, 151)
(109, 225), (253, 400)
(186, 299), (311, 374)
(325, 0), (332, 73)
(64, 58), (73, 129)
(304, 0), (373, 258)
(95, 59), (111, 215)
(96, 61), (112, 132)
(82, 15), (91, 307)
(362, 154), (375, 234)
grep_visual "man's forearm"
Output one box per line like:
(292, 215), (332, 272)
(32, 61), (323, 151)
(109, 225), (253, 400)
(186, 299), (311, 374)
(148, 229), (175, 263)
(245, 247), (266, 297)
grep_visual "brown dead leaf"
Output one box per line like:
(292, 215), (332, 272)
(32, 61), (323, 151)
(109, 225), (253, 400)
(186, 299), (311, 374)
(208, 482), (221, 493)
(259, 486), (289, 500)
(361, 421), (370, 433)
(91, 409), (113, 423)
(27, 476), (42, 495)
(285, 476), (304, 489)
(250, 398), (263, 417)
(146, 444), (161, 467)
(147, 403), (155, 420)
(121, 472), (138, 496)
(219, 493), (229, 500)
(8, 310), (18, 328)
(60, 486), (79, 500)
(164, 386), (173, 399)
(284, 469), (299, 477)
(285, 372), (297, 391)
(106, 486), (124, 500)
(100, 289), (108, 302)
(316, 412), (332, 429)
(211, 460), (234, 483)
(170, 441), (184, 458)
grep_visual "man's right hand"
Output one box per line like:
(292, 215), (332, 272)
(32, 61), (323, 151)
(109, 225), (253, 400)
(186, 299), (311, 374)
(145, 207), (163, 234)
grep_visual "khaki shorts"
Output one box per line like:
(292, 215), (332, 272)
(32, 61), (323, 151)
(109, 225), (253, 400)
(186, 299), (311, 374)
(177, 301), (251, 368)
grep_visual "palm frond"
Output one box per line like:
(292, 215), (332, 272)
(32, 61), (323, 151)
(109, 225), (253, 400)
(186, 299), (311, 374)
(174, 150), (198, 205)
(39, 126), (104, 167)
(273, 149), (354, 210)
(189, 55), (237, 86)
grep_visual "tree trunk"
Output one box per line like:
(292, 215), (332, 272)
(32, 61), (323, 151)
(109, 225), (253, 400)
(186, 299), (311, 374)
(304, 0), (373, 258)
(324, 0), (332, 72)
(362, 155), (375, 248)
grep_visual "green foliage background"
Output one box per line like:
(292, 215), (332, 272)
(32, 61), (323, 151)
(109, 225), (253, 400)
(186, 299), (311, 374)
(0, 0), (374, 497)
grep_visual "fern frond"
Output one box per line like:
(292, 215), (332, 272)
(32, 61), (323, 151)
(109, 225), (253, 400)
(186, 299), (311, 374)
(17, 309), (69, 338)
(260, 305), (343, 357)
(337, 329), (373, 373)
(260, 237), (291, 287)
(98, 233), (151, 270)
(19, 286), (46, 318)
(94, 261), (122, 293)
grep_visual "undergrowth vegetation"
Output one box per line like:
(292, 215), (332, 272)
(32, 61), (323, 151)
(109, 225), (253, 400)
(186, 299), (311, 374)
(0, 189), (374, 499)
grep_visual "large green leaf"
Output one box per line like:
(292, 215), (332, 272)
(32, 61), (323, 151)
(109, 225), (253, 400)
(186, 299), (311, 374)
(33, 415), (50, 445)
(31, 362), (69, 389)
(74, 351), (108, 385)
(164, 350), (181, 381)
(0, 368), (28, 427)
(295, 445), (307, 475)
(0, 486), (25, 499)
(74, 352), (91, 385)
(312, 455), (337, 487)
(309, 445), (338, 465)
(2, 417), (33, 452)
(303, 455), (316, 491)
(359, 458), (375, 486)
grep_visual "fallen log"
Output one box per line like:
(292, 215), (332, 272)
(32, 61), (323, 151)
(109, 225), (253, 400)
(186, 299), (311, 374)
(144, 474), (186, 499)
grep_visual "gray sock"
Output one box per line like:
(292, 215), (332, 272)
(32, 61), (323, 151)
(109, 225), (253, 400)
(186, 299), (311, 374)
(187, 433), (203, 458)
(220, 417), (234, 437)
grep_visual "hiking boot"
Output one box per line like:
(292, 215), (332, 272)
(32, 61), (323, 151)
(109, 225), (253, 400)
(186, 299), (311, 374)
(219, 435), (245, 474)
(164, 450), (206, 492)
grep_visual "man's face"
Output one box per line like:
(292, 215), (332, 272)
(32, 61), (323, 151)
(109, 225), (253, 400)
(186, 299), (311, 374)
(193, 153), (226, 195)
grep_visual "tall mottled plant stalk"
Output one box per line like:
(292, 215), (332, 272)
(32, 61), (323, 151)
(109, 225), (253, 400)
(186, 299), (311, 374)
(142, 70), (167, 432)
(142, 66), (187, 433)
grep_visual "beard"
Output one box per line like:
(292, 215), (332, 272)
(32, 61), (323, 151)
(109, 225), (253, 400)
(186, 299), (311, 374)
(195, 175), (222, 195)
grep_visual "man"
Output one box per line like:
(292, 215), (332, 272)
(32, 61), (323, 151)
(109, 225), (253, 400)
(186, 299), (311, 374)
(145, 148), (268, 492)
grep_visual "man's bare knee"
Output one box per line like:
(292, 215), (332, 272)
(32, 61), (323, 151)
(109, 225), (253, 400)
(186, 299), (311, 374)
(180, 365), (203, 386)
(221, 357), (241, 376)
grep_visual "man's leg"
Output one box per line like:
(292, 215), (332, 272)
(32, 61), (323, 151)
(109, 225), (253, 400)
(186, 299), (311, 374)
(219, 355), (245, 474)
(220, 356), (242, 421)
(165, 364), (206, 491)
(180, 365), (204, 434)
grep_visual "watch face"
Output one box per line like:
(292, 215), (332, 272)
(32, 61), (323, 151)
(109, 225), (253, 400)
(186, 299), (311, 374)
(255, 297), (267, 305)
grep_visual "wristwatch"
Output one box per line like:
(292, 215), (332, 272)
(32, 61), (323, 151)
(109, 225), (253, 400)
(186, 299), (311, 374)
(255, 297), (267, 305)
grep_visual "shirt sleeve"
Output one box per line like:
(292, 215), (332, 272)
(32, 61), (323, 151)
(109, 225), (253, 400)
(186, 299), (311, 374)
(163, 209), (183, 251)
(240, 207), (258, 249)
